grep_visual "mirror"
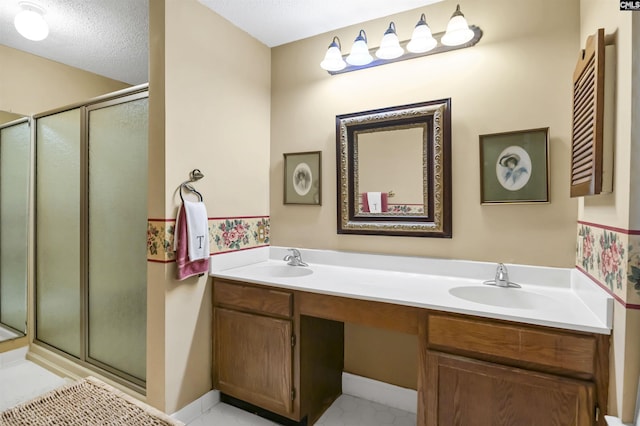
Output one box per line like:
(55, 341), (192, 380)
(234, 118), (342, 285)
(0, 116), (30, 342)
(336, 99), (452, 237)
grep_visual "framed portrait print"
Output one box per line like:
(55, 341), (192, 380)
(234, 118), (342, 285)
(283, 151), (321, 205)
(479, 128), (549, 204)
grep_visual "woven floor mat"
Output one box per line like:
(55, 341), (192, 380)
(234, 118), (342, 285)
(0, 376), (184, 426)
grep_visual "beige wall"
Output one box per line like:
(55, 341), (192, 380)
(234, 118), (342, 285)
(147, 0), (271, 413)
(579, 0), (639, 421)
(271, 0), (580, 390)
(271, 0), (579, 268)
(147, 0), (168, 410)
(578, 1), (633, 229)
(0, 111), (24, 124)
(0, 44), (129, 115)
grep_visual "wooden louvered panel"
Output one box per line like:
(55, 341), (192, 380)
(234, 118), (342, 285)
(570, 28), (605, 197)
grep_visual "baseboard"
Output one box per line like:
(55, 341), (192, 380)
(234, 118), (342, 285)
(342, 372), (417, 414)
(171, 390), (220, 424)
(171, 372), (416, 423)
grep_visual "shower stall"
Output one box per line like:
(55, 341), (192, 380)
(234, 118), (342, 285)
(34, 85), (148, 391)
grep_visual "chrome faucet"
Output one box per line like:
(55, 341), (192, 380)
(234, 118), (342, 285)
(283, 248), (308, 267)
(483, 263), (521, 288)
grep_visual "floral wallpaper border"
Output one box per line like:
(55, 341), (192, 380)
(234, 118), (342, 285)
(576, 221), (640, 307)
(147, 216), (270, 263)
(357, 203), (425, 214)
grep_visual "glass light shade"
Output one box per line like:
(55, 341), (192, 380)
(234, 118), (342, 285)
(441, 5), (474, 46)
(375, 22), (404, 60)
(407, 14), (437, 53)
(346, 30), (373, 66)
(320, 38), (346, 71)
(14, 4), (48, 41)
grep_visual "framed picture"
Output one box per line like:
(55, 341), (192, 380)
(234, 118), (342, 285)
(479, 128), (549, 204)
(283, 151), (322, 205)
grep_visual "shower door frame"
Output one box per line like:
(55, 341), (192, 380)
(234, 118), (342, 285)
(33, 84), (149, 393)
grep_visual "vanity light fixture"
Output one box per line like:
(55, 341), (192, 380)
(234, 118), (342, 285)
(440, 4), (475, 46)
(320, 4), (482, 75)
(406, 14), (437, 53)
(14, 1), (49, 41)
(320, 36), (347, 71)
(346, 30), (373, 66)
(376, 22), (404, 60)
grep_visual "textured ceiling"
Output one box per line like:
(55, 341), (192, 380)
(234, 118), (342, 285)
(197, 0), (444, 47)
(0, 0), (149, 85)
(0, 0), (443, 85)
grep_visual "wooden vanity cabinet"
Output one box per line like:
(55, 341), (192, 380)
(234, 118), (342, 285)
(213, 279), (294, 417)
(212, 278), (344, 424)
(424, 312), (609, 426)
(212, 278), (609, 426)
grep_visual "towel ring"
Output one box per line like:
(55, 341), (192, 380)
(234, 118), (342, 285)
(179, 169), (204, 202)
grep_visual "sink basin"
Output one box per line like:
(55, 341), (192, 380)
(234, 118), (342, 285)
(251, 264), (313, 278)
(448, 285), (557, 310)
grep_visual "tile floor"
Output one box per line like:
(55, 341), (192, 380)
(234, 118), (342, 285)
(0, 325), (21, 343)
(188, 394), (417, 426)
(0, 354), (416, 426)
(0, 358), (67, 411)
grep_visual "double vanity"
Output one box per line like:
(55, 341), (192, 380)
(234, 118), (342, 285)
(210, 247), (612, 426)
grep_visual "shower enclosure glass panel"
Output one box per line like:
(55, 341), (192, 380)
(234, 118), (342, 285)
(0, 119), (30, 339)
(35, 87), (148, 389)
(87, 96), (148, 381)
(35, 108), (82, 357)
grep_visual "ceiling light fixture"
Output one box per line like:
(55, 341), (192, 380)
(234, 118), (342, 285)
(320, 4), (481, 75)
(14, 1), (49, 41)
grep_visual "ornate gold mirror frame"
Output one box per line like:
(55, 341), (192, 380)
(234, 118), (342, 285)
(336, 99), (452, 237)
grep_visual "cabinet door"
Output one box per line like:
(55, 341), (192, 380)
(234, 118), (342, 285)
(214, 307), (293, 416)
(425, 352), (594, 426)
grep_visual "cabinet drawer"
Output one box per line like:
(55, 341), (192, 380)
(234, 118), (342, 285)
(214, 279), (293, 318)
(427, 314), (596, 376)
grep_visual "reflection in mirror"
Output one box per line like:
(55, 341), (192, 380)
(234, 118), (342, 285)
(357, 126), (425, 216)
(0, 117), (30, 342)
(337, 99), (451, 237)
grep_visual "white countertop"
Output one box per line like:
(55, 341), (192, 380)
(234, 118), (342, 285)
(210, 247), (613, 335)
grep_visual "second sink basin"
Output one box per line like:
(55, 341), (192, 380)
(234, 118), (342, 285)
(251, 264), (314, 278)
(449, 285), (558, 310)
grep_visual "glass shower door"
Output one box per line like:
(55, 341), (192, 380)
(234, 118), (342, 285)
(86, 95), (148, 382)
(36, 109), (82, 357)
(0, 119), (30, 338)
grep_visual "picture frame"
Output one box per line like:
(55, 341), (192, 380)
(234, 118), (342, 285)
(479, 128), (549, 204)
(283, 151), (322, 205)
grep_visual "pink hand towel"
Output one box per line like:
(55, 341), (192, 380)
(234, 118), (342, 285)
(175, 204), (209, 280)
(361, 192), (389, 213)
